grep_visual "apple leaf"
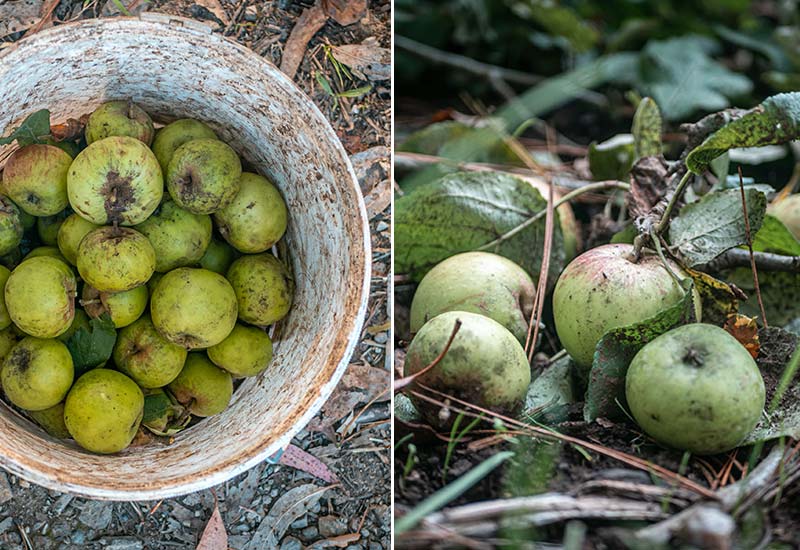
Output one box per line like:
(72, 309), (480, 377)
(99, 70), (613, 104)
(584, 279), (697, 423)
(523, 355), (577, 425)
(395, 171), (565, 283)
(669, 188), (767, 266)
(751, 214), (800, 255)
(0, 109), (52, 147)
(632, 97), (663, 159)
(142, 392), (173, 424)
(684, 267), (739, 326)
(686, 92), (800, 174)
(587, 134), (635, 181)
(66, 314), (117, 377)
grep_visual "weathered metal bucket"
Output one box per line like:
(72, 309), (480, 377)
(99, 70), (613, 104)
(0, 14), (371, 500)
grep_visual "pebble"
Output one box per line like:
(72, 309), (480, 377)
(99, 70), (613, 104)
(301, 526), (318, 539)
(318, 515), (348, 538)
(78, 500), (113, 530)
(53, 494), (73, 515)
(369, 543), (383, 550)
(0, 517), (15, 534)
(279, 536), (303, 550)
(290, 516), (308, 529)
(376, 221), (388, 232)
(374, 332), (388, 344)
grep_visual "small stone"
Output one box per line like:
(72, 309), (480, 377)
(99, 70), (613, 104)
(290, 516), (308, 529)
(376, 221), (388, 232)
(228, 534), (251, 550)
(318, 515), (348, 538)
(374, 332), (387, 344)
(300, 526), (318, 539)
(279, 536), (303, 550)
(71, 530), (86, 544)
(103, 538), (144, 550)
(181, 492), (201, 507)
(53, 494), (73, 515)
(0, 474), (12, 504)
(0, 517), (14, 534)
(369, 543), (383, 550)
(78, 500), (113, 530)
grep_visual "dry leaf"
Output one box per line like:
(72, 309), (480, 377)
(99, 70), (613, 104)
(723, 313), (760, 358)
(279, 444), (339, 483)
(246, 484), (334, 550)
(0, 0), (43, 38)
(196, 500), (228, 550)
(307, 364), (389, 433)
(280, 3), (328, 80)
(323, 0), (366, 26)
(194, 0), (230, 25)
(50, 118), (84, 142)
(307, 533), (361, 548)
(331, 44), (390, 81)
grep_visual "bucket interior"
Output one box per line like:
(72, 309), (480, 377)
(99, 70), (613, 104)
(0, 17), (369, 499)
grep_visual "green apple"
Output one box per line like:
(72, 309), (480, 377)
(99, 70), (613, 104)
(0, 265), (11, 330)
(5, 256), (76, 338)
(135, 200), (212, 272)
(152, 119), (218, 170)
(28, 402), (71, 439)
(207, 324), (273, 377)
(0, 197), (23, 256)
(67, 136), (162, 225)
(2, 144), (71, 216)
(199, 237), (237, 274)
(85, 100), (155, 145)
(113, 315), (187, 388)
(82, 284), (148, 328)
(1, 337), (74, 411)
(57, 213), (99, 265)
(77, 227), (155, 292)
(166, 139), (241, 214)
(167, 353), (233, 417)
(226, 253), (293, 326)
(37, 209), (70, 246)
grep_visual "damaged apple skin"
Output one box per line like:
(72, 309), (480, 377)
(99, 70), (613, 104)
(226, 254), (293, 326)
(67, 136), (163, 226)
(410, 252), (535, 346)
(404, 311), (531, 429)
(3, 144), (72, 216)
(626, 323), (765, 455)
(166, 138), (242, 215)
(152, 119), (218, 170)
(552, 243), (701, 371)
(5, 256), (76, 338)
(1, 337), (74, 411)
(77, 226), (155, 292)
(113, 315), (187, 388)
(85, 100), (155, 145)
(82, 284), (148, 329)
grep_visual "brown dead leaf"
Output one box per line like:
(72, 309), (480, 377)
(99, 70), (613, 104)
(50, 118), (84, 142)
(0, 0), (44, 38)
(307, 364), (389, 432)
(307, 532), (361, 549)
(280, 3), (328, 80)
(194, 0), (230, 25)
(723, 314), (760, 358)
(331, 44), (390, 81)
(279, 443), (339, 483)
(629, 156), (669, 219)
(322, 0), (366, 26)
(364, 179), (391, 220)
(196, 498), (227, 550)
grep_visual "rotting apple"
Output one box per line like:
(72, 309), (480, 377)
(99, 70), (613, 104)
(214, 172), (288, 253)
(626, 323), (765, 455)
(166, 138), (242, 214)
(0, 197), (23, 256)
(85, 100), (155, 145)
(67, 136), (163, 226)
(226, 253), (293, 326)
(77, 226), (155, 292)
(2, 144), (72, 216)
(552, 243), (701, 370)
(135, 200), (212, 272)
(152, 119), (218, 170)
(410, 252), (535, 346)
(404, 310), (531, 429)
(5, 256), (76, 338)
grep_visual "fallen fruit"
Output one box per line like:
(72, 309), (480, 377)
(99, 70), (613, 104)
(552, 243), (701, 370)
(151, 267), (238, 349)
(77, 226), (155, 292)
(410, 252), (535, 345)
(57, 213), (99, 265)
(113, 315), (188, 388)
(67, 136), (163, 225)
(168, 353), (233, 417)
(82, 284), (148, 328)
(207, 323), (273, 377)
(152, 118), (218, 170)
(227, 253), (293, 326)
(166, 138), (242, 214)
(404, 310), (531, 428)
(64, 369), (144, 454)
(1, 337), (74, 411)
(135, 200), (212, 272)
(626, 323), (765, 455)
(5, 256), (76, 338)
(2, 144), (72, 216)
(85, 100), (155, 145)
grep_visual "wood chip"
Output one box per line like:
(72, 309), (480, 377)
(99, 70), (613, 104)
(280, 2), (328, 80)
(331, 44), (390, 81)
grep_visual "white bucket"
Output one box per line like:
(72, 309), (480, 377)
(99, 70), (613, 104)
(0, 14), (371, 500)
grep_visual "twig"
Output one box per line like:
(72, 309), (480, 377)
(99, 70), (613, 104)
(394, 320), (462, 392)
(477, 181), (629, 252)
(395, 35), (542, 87)
(699, 248), (800, 273)
(738, 166), (768, 327)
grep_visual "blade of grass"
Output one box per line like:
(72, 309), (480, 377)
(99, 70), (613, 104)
(395, 451), (514, 534)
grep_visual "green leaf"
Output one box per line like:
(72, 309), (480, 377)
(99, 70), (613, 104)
(686, 93), (800, 174)
(508, 0), (598, 53)
(587, 134), (635, 181)
(669, 188), (767, 266)
(395, 171), (565, 282)
(0, 110), (51, 147)
(66, 314), (117, 376)
(636, 35), (753, 122)
(632, 97), (662, 159)
(315, 71), (335, 97)
(337, 85), (372, 98)
(498, 53), (639, 130)
(752, 214), (800, 256)
(584, 279), (697, 422)
(143, 392), (173, 424)
(523, 355), (576, 425)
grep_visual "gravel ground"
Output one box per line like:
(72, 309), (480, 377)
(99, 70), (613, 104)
(0, 1), (391, 548)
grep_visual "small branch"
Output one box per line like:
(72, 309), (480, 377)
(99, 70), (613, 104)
(655, 170), (693, 235)
(395, 35), (542, 87)
(738, 166), (768, 327)
(699, 248), (800, 273)
(394, 320), (462, 392)
(477, 181), (630, 252)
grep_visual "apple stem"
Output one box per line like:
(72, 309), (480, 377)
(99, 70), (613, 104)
(631, 170), (693, 260)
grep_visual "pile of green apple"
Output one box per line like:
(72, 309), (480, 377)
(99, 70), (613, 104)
(0, 100), (293, 454)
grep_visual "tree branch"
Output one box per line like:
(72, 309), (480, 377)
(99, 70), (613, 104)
(700, 248), (800, 273)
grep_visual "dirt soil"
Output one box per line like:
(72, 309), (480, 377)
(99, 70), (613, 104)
(0, 1), (391, 549)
